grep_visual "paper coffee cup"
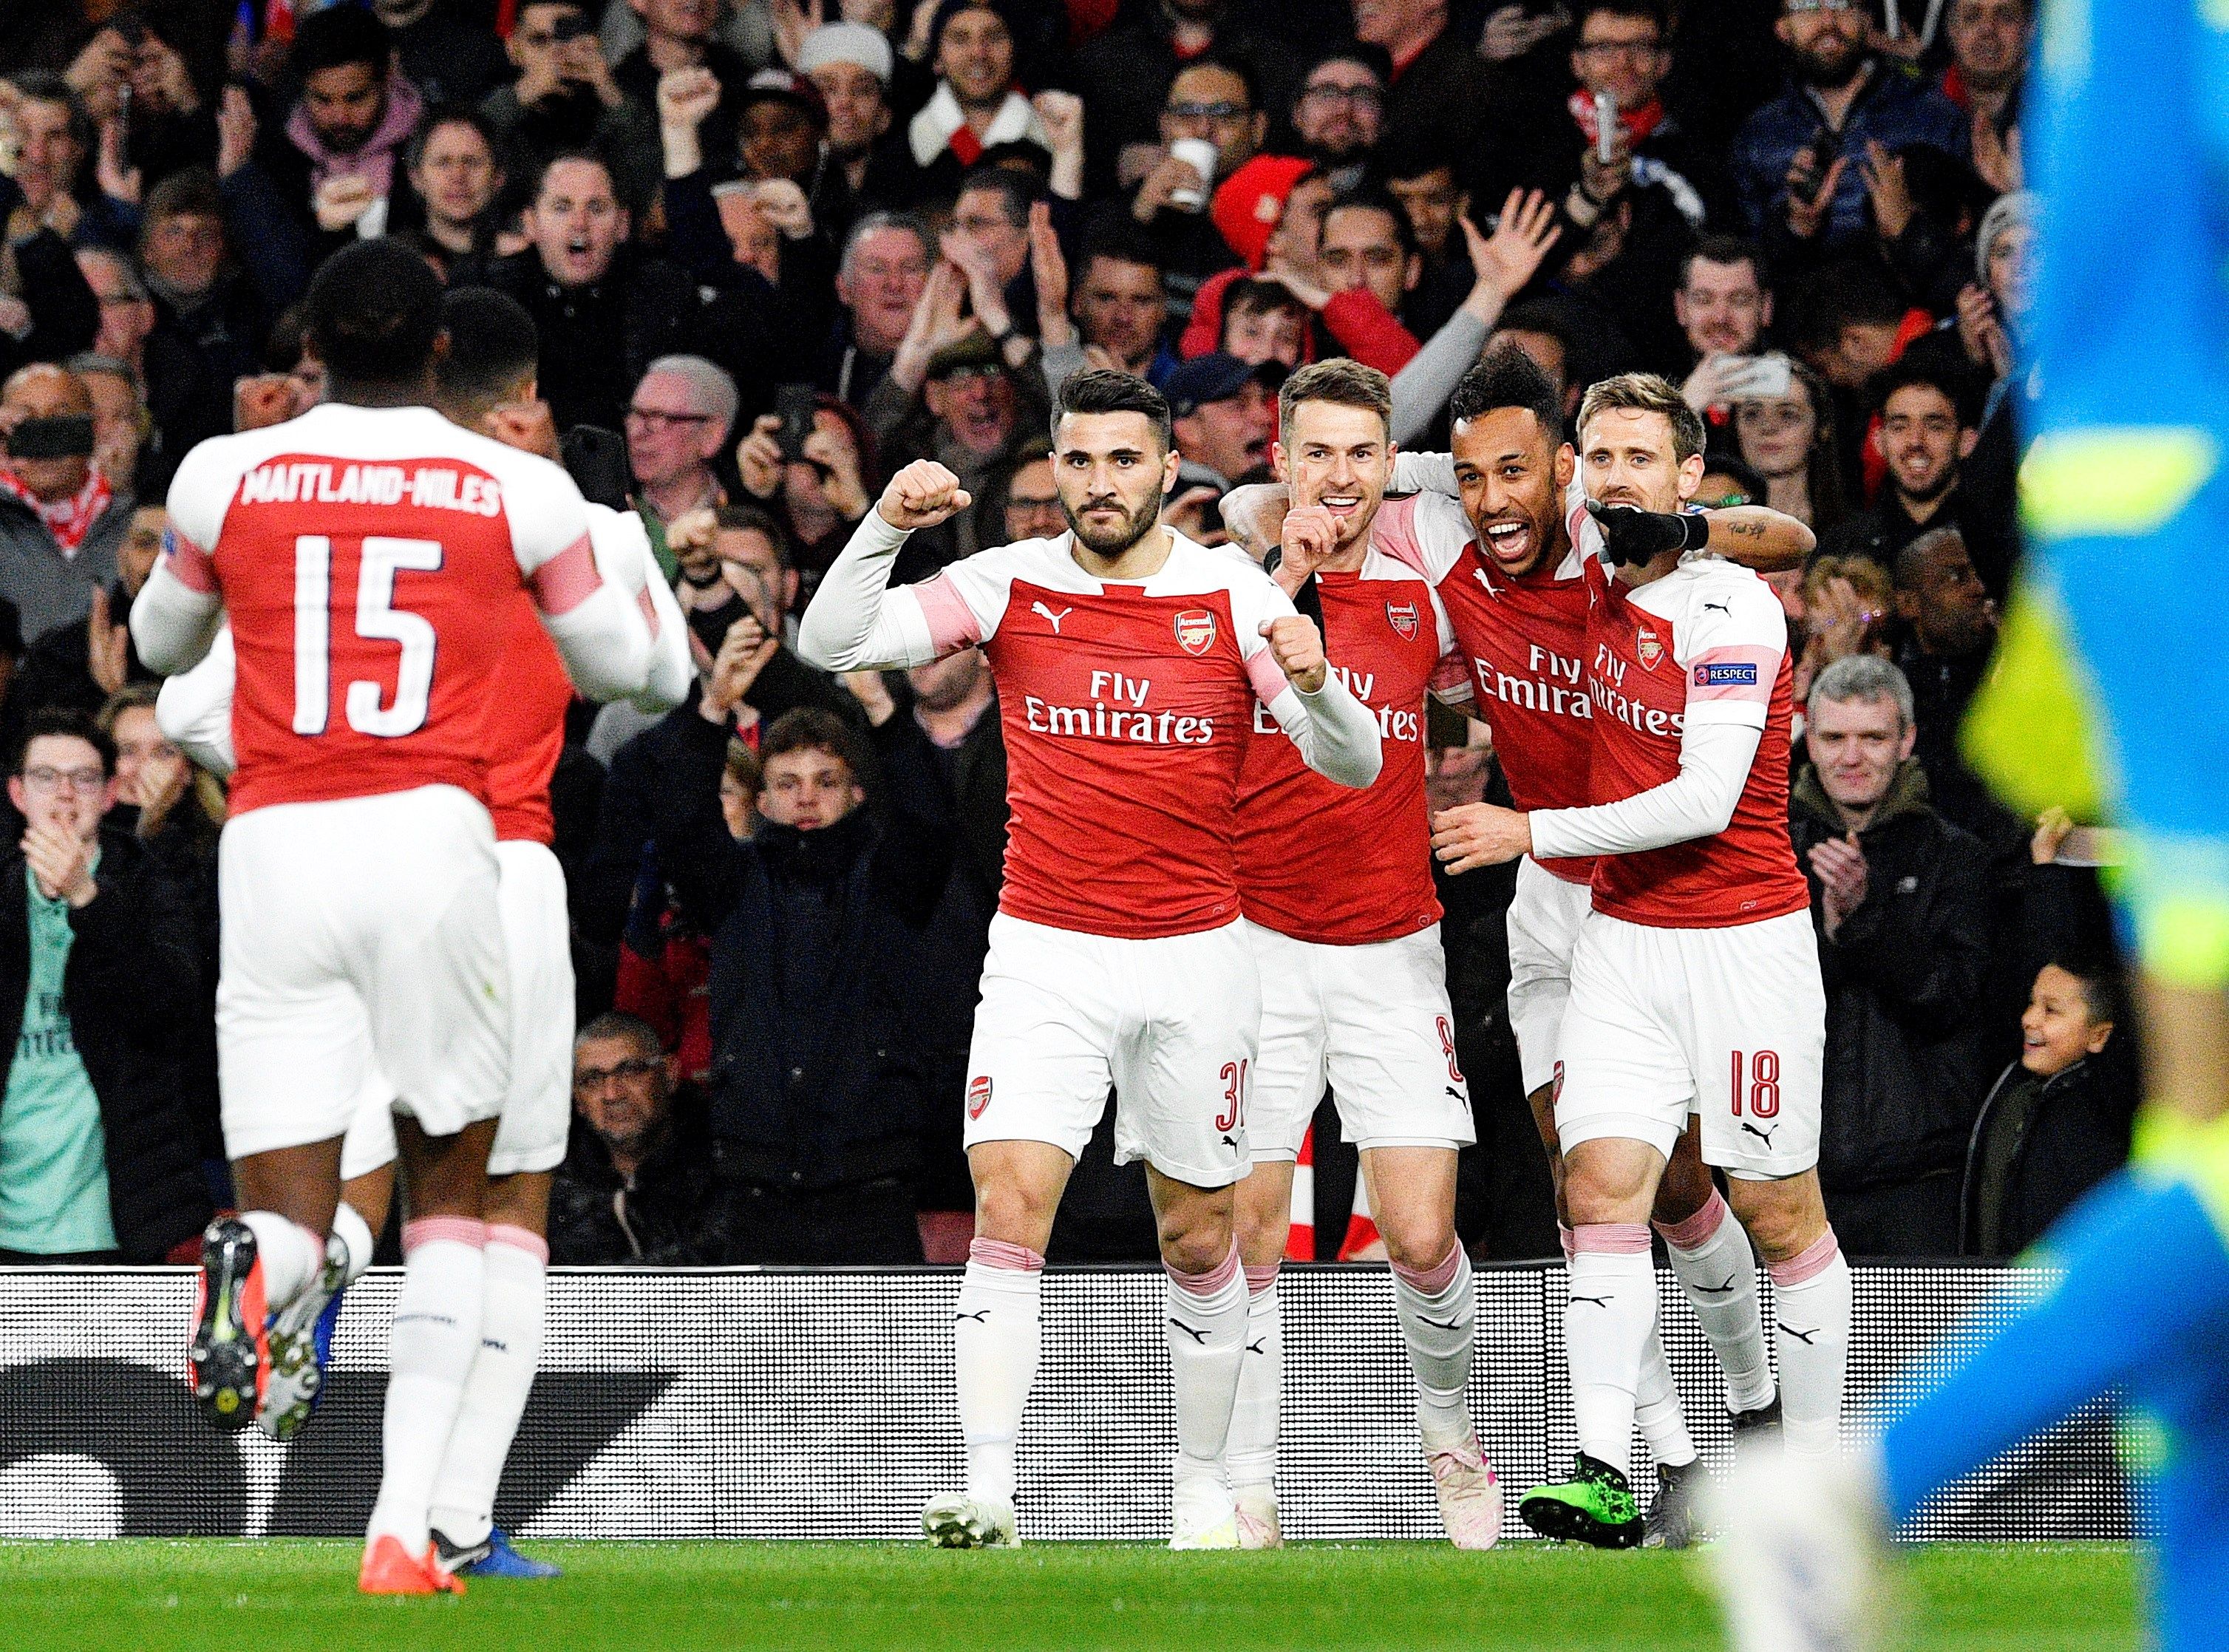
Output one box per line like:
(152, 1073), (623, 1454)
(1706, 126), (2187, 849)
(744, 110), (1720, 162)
(1168, 138), (1218, 211)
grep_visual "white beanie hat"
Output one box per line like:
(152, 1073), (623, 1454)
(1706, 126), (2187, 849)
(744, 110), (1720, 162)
(1976, 190), (2037, 283)
(798, 22), (894, 84)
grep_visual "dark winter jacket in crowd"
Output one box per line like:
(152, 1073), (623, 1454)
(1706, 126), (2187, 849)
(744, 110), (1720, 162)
(649, 710), (956, 1192)
(1732, 61), (1967, 248)
(547, 1092), (724, 1265)
(0, 828), (211, 1260)
(1791, 761), (1997, 1195)
(0, 489), (126, 648)
(1961, 1053), (2137, 1259)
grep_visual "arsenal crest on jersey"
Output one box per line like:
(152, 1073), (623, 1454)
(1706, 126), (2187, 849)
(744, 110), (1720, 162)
(1174, 610), (1216, 655)
(1636, 625), (1664, 669)
(967, 1075), (993, 1120)
(1385, 600), (1420, 641)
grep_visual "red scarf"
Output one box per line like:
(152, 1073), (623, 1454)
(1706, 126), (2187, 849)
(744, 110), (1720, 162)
(0, 466), (112, 555)
(1568, 87), (1667, 148)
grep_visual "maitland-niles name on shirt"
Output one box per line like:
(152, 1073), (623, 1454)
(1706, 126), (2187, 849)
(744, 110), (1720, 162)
(236, 459), (506, 516)
(1252, 664), (1421, 744)
(1021, 668), (1219, 745)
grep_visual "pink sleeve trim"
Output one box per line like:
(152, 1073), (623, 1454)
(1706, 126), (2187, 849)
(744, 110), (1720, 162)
(1165, 1240), (1242, 1296)
(527, 534), (602, 616)
(1687, 644), (1780, 704)
(1768, 1228), (1842, 1287)
(1557, 1224), (1576, 1262)
(635, 585), (661, 639)
(914, 573), (984, 652)
(1571, 1222), (1653, 1254)
(163, 527), (219, 595)
(1390, 1241), (1463, 1294)
(968, 1237), (1044, 1272)
(1245, 643), (1290, 707)
(1244, 1262), (1282, 1296)
(403, 1216), (489, 1254)
(487, 1223), (551, 1264)
(1653, 1186), (1729, 1251)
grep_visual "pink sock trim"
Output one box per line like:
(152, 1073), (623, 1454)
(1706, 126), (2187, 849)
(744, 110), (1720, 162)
(1166, 1242), (1242, 1297)
(1557, 1224), (1576, 1262)
(1571, 1222), (1652, 1254)
(1769, 1229), (1842, 1288)
(1391, 1241), (1463, 1296)
(1653, 1188), (1729, 1252)
(967, 1237), (1044, 1272)
(486, 1223), (549, 1265)
(1244, 1262), (1281, 1296)
(401, 1216), (486, 1255)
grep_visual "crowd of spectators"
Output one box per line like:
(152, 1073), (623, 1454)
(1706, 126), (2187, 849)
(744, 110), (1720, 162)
(0, 0), (2127, 1268)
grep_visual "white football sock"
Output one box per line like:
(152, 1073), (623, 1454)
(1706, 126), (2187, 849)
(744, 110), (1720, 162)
(1769, 1230), (1852, 1460)
(1567, 1226), (1655, 1478)
(1390, 1243), (1475, 1451)
(1165, 1243), (1247, 1486)
(239, 1211), (321, 1312)
(333, 1201), (377, 1286)
(1634, 1322), (1697, 1469)
(1657, 1189), (1776, 1413)
(366, 1219), (486, 1554)
(429, 1225), (548, 1549)
(954, 1239), (1042, 1507)
(1225, 1263), (1282, 1491)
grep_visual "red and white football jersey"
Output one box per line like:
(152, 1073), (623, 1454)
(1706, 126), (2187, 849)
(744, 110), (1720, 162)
(1576, 552), (1811, 928)
(1374, 488), (1598, 886)
(480, 594), (574, 845)
(1235, 511), (1458, 945)
(910, 530), (1315, 939)
(161, 404), (596, 818)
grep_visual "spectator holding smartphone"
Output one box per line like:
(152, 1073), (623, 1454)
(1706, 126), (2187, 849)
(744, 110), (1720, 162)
(484, 0), (658, 211)
(1729, 357), (1849, 537)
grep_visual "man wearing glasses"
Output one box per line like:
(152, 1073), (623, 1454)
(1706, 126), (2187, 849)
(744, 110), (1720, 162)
(1290, 52), (1387, 189)
(1730, 0), (1966, 248)
(625, 355), (738, 575)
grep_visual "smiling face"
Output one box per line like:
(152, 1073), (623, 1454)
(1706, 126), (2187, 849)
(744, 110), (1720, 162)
(528, 157), (627, 288)
(1273, 398), (1392, 554)
(13, 96), (82, 213)
(1293, 60), (1384, 163)
(1805, 690), (1912, 816)
(1675, 254), (1769, 358)
(837, 223), (930, 355)
(1946, 0), (2028, 91)
(1776, 0), (1871, 86)
(1880, 383), (1972, 504)
(936, 7), (1014, 107)
(925, 364), (1018, 458)
(1451, 405), (1572, 578)
(1579, 406), (1700, 514)
(1054, 409), (1178, 558)
(741, 97), (821, 183)
(2021, 964), (2112, 1076)
(812, 61), (888, 157)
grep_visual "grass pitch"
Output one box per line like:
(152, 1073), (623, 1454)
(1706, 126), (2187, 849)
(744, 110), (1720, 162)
(0, 1540), (2138, 1651)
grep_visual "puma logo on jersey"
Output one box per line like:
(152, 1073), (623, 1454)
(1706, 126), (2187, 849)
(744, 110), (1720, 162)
(1703, 601), (1730, 615)
(1740, 1120), (1779, 1146)
(1031, 601), (1072, 633)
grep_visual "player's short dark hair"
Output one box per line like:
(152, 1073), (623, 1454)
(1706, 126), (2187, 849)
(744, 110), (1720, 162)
(1678, 234), (1766, 292)
(436, 286), (538, 412)
(1450, 344), (1565, 442)
(1279, 358), (1391, 443)
(1053, 368), (1172, 455)
(760, 706), (866, 784)
(305, 239), (445, 391)
(291, 4), (392, 79)
(1576, 371), (1708, 463)
(712, 503), (792, 569)
(2046, 950), (2124, 1028)
(405, 104), (504, 177)
(1321, 183), (1417, 262)
(13, 707), (114, 778)
(1871, 356), (1980, 426)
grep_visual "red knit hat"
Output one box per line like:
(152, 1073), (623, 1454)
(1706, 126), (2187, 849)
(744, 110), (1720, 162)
(1211, 155), (1314, 271)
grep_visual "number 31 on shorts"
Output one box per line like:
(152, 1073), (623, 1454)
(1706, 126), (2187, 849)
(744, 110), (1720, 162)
(1216, 1058), (1248, 1133)
(1729, 1049), (1780, 1118)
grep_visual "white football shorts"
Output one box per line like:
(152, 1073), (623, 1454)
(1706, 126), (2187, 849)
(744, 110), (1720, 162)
(1554, 908), (1825, 1180)
(1504, 854), (1595, 1098)
(338, 838), (576, 1180)
(1242, 918), (1474, 1161)
(963, 912), (1260, 1189)
(217, 785), (508, 1159)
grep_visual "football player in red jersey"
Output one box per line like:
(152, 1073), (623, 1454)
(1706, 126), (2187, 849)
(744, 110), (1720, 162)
(130, 243), (655, 1595)
(1219, 361), (1500, 1549)
(799, 369), (1383, 1550)
(1432, 373), (1842, 1548)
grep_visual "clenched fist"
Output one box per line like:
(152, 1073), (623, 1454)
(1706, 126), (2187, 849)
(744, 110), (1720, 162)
(878, 460), (972, 530)
(1259, 614), (1327, 695)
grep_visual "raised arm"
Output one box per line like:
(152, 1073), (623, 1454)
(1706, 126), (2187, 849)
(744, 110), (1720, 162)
(795, 460), (976, 671)
(1245, 579), (1382, 789)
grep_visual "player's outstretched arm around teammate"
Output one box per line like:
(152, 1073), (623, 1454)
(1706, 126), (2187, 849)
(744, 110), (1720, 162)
(796, 460), (974, 671)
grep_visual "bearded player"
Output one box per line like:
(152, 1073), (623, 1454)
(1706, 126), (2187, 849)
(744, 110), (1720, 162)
(797, 369), (1382, 1549)
(130, 242), (653, 1594)
(1432, 371), (1842, 1547)
(156, 286), (692, 1581)
(1219, 359), (1494, 1549)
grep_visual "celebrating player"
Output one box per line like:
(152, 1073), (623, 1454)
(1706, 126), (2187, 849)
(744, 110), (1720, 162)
(155, 286), (691, 1582)
(1220, 360), (1494, 1549)
(1429, 372), (1842, 1546)
(130, 242), (653, 1596)
(797, 369), (1383, 1550)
